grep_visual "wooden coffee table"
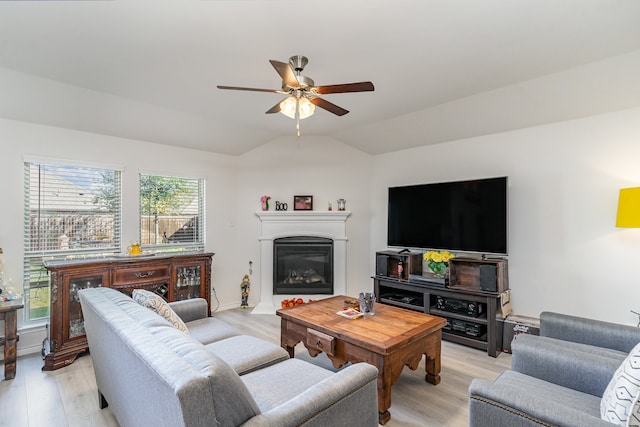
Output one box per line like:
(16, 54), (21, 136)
(277, 295), (446, 425)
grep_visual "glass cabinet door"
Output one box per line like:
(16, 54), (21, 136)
(173, 264), (203, 301)
(67, 275), (104, 339)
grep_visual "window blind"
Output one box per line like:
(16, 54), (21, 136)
(139, 173), (205, 253)
(23, 161), (122, 322)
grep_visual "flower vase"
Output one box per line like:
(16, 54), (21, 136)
(260, 195), (270, 211)
(423, 250), (454, 280)
(428, 262), (449, 279)
(429, 266), (448, 279)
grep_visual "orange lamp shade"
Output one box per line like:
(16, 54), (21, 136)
(616, 187), (640, 228)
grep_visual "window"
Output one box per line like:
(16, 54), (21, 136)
(139, 173), (205, 253)
(23, 158), (122, 323)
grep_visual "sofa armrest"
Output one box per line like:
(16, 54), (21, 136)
(469, 378), (612, 427)
(512, 334), (621, 397)
(240, 363), (379, 427)
(540, 311), (640, 353)
(168, 298), (209, 323)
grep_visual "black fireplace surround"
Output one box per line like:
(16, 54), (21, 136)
(273, 236), (333, 295)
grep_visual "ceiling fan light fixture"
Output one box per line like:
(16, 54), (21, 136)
(279, 97), (297, 119)
(298, 97), (315, 119)
(218, 55), (374, 130)
(279, 96), (315, 120)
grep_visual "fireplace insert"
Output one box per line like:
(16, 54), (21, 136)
(273, 236), (333, 295)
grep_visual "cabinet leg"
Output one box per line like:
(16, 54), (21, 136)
(3, 310), (18, 380)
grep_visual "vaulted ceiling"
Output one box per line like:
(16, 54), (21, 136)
(0, 0), (639, 155)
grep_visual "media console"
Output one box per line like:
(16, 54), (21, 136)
(373, 250), (508, 357)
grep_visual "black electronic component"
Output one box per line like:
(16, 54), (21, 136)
(435, 296), (483, 317)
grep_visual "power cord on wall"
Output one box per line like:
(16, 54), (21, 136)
(208, 255), (221, 313)
(210, 285), (221, 313)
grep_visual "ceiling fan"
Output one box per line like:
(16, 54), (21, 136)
(217, 55), (374, 135)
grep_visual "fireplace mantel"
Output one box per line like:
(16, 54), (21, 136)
(256, 210), (351, 224)
(253, 210), (351, 314)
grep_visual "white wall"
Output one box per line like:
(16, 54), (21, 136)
(234, 136), (373, 307)
(0, 117), (240, 354)
(370, 107), (640, 324)
(0, 122), (374, 356)
(2, 105), (640, 358)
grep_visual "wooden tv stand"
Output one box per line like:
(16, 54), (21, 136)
(373, 251), (508, 357)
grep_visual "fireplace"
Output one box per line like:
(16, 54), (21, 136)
(273, 236), (333, 295)
(253, 211), (350, 314)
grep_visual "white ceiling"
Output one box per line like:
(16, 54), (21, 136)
(0, 0), (639, 156)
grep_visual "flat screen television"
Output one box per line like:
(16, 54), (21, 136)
(387, 176), (508, 255)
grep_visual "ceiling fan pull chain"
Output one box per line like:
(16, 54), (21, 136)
(296, 98), (301, 137)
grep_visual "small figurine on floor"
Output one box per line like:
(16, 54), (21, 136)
(240, 274), (251, 308)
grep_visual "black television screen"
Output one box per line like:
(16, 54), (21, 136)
(387, 177), (508, 255)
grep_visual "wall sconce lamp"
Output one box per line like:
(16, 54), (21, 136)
(616, 187), (640, 228)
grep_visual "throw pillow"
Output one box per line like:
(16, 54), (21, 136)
(132, 289), (189, 334)
(626, 389), (640, 427)
(602, 342), (640, 425)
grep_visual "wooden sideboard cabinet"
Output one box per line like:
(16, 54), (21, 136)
(42, 252), (213, 371)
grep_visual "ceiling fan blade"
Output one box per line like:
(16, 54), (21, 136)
(265, 101), (282, 114)
(309, 97), (349, 116)
(269, 60), (299, 88)
(217, 85), (280, 93)
(314, 81), (375, 95)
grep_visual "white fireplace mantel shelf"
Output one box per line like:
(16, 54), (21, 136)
(255, 210), (351, 222)
(252, 210), (351, 314)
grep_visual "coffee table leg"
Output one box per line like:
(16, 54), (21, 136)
(425, 356), (440, 384)
(425, 338), (442, 385)
(282, 343), (295, 358)
(375, 358), (402, 425)
(377, 368), (392, 425)
(280, 320), (298, 358)
(280, 332), (296, 358)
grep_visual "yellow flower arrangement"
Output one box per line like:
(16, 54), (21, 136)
(423, 250), (455, 276)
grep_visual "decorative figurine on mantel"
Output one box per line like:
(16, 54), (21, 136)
(261, 195), (271, 211)
(240, 274), (251, 308)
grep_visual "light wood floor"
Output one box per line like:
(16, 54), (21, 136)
(0, 308), (511, 427)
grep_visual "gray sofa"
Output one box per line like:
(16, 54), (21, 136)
(469, 311), (640, 427)
(79, 287), (379, 427)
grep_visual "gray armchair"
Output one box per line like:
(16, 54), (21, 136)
(539, 311), (640, 354)
(469, 312), (640, 427)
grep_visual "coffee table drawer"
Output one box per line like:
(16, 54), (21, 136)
(306, 328), (336, 356)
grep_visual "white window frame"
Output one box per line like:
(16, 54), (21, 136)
(138, 171), (205, 253)
(23, 156), (123, 324)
